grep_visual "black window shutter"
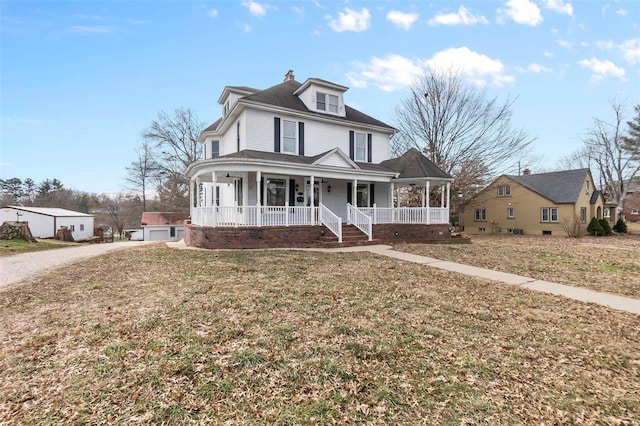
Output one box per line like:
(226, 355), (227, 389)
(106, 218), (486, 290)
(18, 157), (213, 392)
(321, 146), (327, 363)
(347, 182), (352, 205)
(349, 131), (355, 160)
(274, 117), (281, 153)
(367, 133), (372, 163)
(370, 183), (375, 207)
(298, 122), (305, 156)
(289, 179), (296, 206)
(260, 177), (264, 205)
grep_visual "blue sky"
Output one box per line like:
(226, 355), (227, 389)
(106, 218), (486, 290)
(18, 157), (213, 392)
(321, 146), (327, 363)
(1, 0), (638, 194)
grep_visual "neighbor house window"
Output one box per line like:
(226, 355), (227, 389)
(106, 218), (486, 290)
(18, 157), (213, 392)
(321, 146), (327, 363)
(70, 225), (75, 231)
(170, 227), (176, 238)
(317, 92), (338, 113)
(497, 185), (511, 197)
(80, 224), (84, 231)
(355, 132), (367, 162)
(541, 207), (558, 222)
(507, 207), (514, 218)
(474, 208), (487, 221)
(282, 120), (297, 154)
(604, 208), (610, 218)
(631, 208), (639, 215)
(580, 207), (587, 223)
(265, 177), (287, 206)
(211, 140), (220, 159)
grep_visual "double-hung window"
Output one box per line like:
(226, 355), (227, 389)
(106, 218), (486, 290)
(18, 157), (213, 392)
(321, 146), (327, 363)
(497, 185), (511, 197)
(317, 92), (339, 113)
(474, 208), (487, 221)
(507, 207), (514, 218)
(580, 207), (587, 223)
(541, 207), (558, 222)
(282, 120), (297, 154)
(355, 132), (367, 162)
(211, 140), (220, 159)
(265, 177), (287, 206)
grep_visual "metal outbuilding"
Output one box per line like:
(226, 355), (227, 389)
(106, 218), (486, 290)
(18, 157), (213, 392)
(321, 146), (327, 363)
(0, 206), (95, 240)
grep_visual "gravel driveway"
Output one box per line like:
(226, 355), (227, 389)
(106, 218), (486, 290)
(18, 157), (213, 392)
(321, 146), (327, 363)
(0, 241), (155, 291)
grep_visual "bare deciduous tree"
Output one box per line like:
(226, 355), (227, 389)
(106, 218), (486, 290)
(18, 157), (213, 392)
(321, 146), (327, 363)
(142, 108), (204, 212)
(392, 69), (536, 199)
(577, 99), (640, 212)
(124, 141), (158, 211)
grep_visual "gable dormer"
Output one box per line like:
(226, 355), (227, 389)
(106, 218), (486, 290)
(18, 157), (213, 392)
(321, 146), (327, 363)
(293, 78), (348, 117)
(217, 86), (259, 118)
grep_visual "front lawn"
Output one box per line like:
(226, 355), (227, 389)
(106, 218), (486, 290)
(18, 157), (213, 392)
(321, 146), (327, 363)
(1, 245), (638, 424)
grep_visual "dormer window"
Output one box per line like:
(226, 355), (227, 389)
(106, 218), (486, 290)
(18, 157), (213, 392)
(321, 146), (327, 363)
(224, 101), (230, 116)
(317, 92), (338, 114)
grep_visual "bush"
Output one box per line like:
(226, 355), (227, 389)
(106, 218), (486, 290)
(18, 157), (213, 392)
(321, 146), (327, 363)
(599, 219), (612, 236)
(613, 218), (628, 233)
(586, 217), (605, 236)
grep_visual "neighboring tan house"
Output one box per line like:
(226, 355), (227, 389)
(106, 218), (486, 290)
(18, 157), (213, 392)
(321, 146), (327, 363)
(0, 206), (94, 240)
(461, 168), (605, 236)
(141, 212), (188, 241)
(185, 70), (454, 249)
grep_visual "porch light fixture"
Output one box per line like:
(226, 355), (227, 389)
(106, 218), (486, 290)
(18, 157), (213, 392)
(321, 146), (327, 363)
(327, 185), (332, 193)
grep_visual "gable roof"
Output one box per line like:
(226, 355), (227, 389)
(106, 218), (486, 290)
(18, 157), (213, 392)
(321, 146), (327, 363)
(379, 148), (452, 180)
(509, 168), (590, 203)
(5, 205), (92, 217)
(205, 79), (395, 132)
(141, 212), (188, 226)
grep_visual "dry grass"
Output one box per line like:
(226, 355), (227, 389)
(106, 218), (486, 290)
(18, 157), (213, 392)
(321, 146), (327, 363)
(0, 239), (76, 257)
(396, 234), (640, 298)
(0, 245), (638, 425)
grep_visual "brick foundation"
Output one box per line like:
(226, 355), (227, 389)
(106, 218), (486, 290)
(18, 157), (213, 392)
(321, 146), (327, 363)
(185, 222), (457, 249)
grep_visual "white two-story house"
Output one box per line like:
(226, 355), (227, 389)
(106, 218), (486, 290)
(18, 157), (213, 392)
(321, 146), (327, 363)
(185, 71), (453, 249)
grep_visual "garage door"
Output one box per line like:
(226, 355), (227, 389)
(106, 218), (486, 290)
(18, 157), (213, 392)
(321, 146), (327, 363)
(148, 230), (167, 241)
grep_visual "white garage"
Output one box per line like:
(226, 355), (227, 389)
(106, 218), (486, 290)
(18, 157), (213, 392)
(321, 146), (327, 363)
(141, 212), (187, 241)
(0, 206), (94, 240)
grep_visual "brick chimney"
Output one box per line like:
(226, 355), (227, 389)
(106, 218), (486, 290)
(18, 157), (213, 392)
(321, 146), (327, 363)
(523, 168), (531, 175)
(284, 70), (295, 81)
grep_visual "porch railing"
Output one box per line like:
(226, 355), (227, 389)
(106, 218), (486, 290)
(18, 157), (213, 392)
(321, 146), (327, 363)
(359, 206), (449, 225)
(319, 204), (342, 243)
(347, 204), (372, 241)
(191, 206), (319, 227)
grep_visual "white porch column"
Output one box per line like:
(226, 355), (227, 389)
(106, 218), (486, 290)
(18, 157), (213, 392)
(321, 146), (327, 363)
(256, 171), (262, 227)
(212, 172), (217, 206)
(196, 176), (201, 207)
(422, 183), (426, 208)
(441, 184), (445, 207)
(446, 182), (451, 208)
(426, 180), (430, 225)
(390, 182), (395, 223)
(309, 175), (315, 224)
(352, 179), (358, 206)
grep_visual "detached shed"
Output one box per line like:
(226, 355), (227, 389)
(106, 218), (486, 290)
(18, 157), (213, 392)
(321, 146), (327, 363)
(0, 206), (95, 240)
(141, 212), (188, 241)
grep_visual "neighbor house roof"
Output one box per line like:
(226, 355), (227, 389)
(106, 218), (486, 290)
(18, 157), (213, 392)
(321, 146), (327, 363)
(5, 206), (93, 217)
(380, 148), (452, 180)
(205, 79), (395, 132)
(509, 168), (590, 203)
(141, 212), (188, 226)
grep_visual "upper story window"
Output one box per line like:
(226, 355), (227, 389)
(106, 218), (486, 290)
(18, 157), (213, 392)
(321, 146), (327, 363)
(211, 140), (220, 159)
(497, 185), (511, 197)
(282, 120), (297, 154)
(317, 92), (339, 113)
(355, 132), (367, 162)
(224, 101), (230, 116)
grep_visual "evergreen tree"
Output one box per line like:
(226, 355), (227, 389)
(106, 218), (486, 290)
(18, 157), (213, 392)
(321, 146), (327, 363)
(599, 219), (612, 236)
(586, 217), (605, 236)
(613, 218), (628, 233)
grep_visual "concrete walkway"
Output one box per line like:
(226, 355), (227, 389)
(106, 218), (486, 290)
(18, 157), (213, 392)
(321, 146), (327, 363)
(167, 241), (639, 315)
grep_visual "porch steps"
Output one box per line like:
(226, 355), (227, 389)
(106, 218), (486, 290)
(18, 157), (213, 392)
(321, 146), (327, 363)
(319, 225), (379, 248)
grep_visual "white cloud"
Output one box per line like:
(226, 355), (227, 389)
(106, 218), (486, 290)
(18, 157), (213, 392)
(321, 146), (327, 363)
(516, 63), (552, 73)
(346, 48), (515, 92)
(238, 22), (251, 32)
(578, 58), (626, 82)
(386, 10), (419, 30)
(242, 0), (267, 18)
(207, 9), (219, 18)
(596, 38), (640, 65)
(541, 0), (573, 16)
(347, 54), (424, 92)
(292, 6), (304, 14)
(497, 0), (543, 26)
(543, 50), (554, 58)
(425, 47), (515, 86)
(328, 7), (371, 32)
(65, 25), (114, 34)
(555, 39), (573, 49)
(428, 6), (488, 26)
(616, 8), (628, 16)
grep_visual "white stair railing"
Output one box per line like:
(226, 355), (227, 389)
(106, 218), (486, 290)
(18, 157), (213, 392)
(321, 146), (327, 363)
(347, 204), (372, 241)
(319, 204), (342, 243)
